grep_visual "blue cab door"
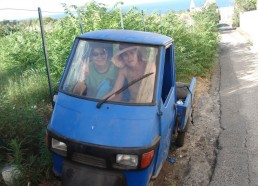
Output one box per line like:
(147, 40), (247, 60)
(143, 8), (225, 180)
(153, 45), (176, 176)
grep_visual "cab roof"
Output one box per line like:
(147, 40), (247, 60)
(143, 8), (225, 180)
(78, 29), (173, 46)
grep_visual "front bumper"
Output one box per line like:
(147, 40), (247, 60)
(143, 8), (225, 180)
(47, 129), (160, 171)
(48, 129), (160, 186)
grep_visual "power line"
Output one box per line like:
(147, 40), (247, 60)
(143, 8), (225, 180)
(0, 8), (65, 14)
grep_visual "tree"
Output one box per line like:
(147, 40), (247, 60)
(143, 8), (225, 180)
(234, 0), (257, 11)
(232, 0), (257, 27)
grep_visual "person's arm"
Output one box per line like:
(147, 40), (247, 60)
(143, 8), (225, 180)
(103, 68), (126, 100)
(136, 62), (156, 103)
(79, 57), (90, 81)
(73, 58), (90, 95)
(73, 81), (86, 95)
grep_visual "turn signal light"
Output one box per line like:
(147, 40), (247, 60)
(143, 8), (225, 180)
(141, 150), (155, 168)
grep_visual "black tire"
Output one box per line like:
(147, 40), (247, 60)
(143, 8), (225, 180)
(175, 130), (186, 147)
(175, 113), (191, 147)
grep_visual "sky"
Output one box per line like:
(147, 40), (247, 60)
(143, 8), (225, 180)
(0, 0), (165, 21)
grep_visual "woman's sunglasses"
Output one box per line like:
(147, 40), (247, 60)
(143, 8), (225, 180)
(92, 50), (107, 57)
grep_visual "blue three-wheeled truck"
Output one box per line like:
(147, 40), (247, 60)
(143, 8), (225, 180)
(46, 29), (196, 186)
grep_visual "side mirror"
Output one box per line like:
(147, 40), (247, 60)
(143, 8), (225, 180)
(53, 95), (58, 103)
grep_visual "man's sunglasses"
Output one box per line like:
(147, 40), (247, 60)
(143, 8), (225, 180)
(92, 50), (107, 57)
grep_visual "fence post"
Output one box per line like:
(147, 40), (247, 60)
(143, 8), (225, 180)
(170, 15), (173, 35)
(159, 10), (162, 34)
(120, 7), (124, 29)
(141, 10), (146, 31)
(38, 7), (54, 109)
(77, 10), (84, 34)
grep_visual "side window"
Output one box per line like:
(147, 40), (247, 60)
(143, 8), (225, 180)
(161, 46), (172, 103)
(62, 40), (88, 92)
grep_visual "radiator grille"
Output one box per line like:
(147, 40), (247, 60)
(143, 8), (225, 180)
(72, 153), (107, 168)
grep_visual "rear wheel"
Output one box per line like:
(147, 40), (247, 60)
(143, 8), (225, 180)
(175, 113), (191, 147)
(175, 130), (186, 147)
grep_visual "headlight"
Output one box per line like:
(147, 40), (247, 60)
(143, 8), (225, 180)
(51, 138), (67, 157)
(115, 154), (138, 168)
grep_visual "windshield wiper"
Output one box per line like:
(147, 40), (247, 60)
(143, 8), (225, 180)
(96, 72), (154, 108)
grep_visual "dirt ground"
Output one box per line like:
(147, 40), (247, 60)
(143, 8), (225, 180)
(155, 63), (221, 186)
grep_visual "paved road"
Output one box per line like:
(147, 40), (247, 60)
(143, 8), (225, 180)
(210, 29), (258, 185)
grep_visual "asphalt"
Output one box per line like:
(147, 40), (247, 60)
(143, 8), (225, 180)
(210, 29), (258, 185)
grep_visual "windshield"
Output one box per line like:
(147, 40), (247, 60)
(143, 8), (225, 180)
(61, 39), (159, 104)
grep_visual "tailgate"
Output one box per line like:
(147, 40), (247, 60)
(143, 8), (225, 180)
(176, 77), (196, 130)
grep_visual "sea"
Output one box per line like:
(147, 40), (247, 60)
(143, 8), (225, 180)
(50, 0), (233, 19)
(120, 0), (233, 13)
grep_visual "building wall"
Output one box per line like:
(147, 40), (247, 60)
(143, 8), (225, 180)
(219, 6), (234, 26)
(240, 9), (258, 50)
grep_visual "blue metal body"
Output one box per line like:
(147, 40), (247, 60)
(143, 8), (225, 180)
(50, 93), (159, 147)
(177, 77), (196, 130)
(78, 29), (172, 45)
(47, 29), (195, 186)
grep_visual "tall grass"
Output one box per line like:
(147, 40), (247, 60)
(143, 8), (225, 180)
(5, 69), (49, 104)
(0, 69), (52, 185)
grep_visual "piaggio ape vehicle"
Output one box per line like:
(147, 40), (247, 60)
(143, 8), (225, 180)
(46, 29), (196, 186)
